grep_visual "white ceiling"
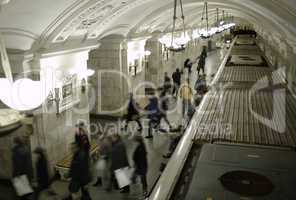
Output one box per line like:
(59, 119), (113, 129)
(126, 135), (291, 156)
(0, 0), (295, 52)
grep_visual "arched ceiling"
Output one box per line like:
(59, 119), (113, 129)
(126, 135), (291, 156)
(0, 0), (295, 54)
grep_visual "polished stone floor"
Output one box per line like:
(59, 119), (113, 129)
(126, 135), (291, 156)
(0, 48), (224, 200)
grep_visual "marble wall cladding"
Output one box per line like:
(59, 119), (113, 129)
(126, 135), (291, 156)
(88, 35), (128, 116)
(30, 89), (90, 176)
(145, 39), (162, 86)
(30, 50), (91, 175)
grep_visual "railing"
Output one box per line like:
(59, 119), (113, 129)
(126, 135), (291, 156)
(148, 37), (237, 200)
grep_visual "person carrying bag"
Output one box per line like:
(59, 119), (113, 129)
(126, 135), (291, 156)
(12, 175), (34, 197)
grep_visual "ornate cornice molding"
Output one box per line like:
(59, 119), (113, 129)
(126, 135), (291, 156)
(0, 27), (38, 40)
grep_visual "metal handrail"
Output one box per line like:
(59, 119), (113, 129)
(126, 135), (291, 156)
(148, 38), (237, 200)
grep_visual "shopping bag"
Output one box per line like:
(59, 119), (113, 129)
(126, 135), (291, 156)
(95, 159), (107, 171)
(12, 175), (33, 196)
(114, 167), (133, 188)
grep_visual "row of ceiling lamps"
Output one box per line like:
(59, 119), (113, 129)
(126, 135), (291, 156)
(158, 0), (235, 51)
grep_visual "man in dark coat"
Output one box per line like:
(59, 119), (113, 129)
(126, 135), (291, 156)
(172, 68), (181, 96)
(132, 136), (148, 196)
(197, 46), (207, 75)
(108, 135), (130, 193)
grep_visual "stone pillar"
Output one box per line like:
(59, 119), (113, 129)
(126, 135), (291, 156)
(88, 34), (129, 117)
(145, 33), (163, 87)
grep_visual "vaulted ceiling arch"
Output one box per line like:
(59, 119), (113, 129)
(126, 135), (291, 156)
(0, 0), (295, 53)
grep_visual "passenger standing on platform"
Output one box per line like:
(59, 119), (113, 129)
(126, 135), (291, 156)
(197, 46), (207, 75)
(145, 90), (160, 139)
(172, 68), (181, 97)
(12, 136), (33, 200)
(65, 143), (92, 200)
(109, 134), (130, 193)
(163, 72), (172, 95)
(179, 79), (193, 117)
(123, 93), (143, 132)
(132, 136), (148, 197)
(33, 147), (49, 200)
(75, 122), (90, 153)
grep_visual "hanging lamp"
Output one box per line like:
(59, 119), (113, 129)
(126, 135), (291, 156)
(199, 0), (212, 39)
(216, 8), (224, 33)
(159, 0), (190, 52)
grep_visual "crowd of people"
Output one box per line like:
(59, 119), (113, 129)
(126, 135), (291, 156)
(10, 123), (149, 200)
(10, 47), (209, 200)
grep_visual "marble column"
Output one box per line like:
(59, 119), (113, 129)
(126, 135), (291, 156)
(88, 34), (129, 117)
(144, 33), (163, 87)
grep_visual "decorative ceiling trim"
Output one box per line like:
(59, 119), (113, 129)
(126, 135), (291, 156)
(48, 0), (156, 43)
(86, 0), (151, 39)
(52, 0), (113, 43)
(39, 0), (87, 41)
(97, 24), (131, 39)
(0, 28), (38, 40)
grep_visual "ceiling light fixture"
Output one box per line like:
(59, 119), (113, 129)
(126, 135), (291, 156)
(158, 0), (190, 52)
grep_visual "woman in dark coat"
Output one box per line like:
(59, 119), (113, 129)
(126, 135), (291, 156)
(12, 137), (33, 200)
(12, 137), (33, 181)
(64, 143), (92, 200)
(132, 136), (148, 196)
(75, 123), (90, 152)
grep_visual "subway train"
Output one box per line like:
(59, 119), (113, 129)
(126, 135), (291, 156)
(148, 35), (296, 200)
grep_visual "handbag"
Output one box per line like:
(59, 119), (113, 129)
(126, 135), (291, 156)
(114, 167), (133, 188)
(12, 175), (33, 197)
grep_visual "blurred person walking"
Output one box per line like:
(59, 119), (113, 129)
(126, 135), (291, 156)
(132, 136), (148, 197)
(123, 93), (143, 132)
(159, 91), (173, 129)
(75, 122), (90, 153)
(172, 68), (181, 97)
(33, 147), (50, 200)
(12, 136), (34, 200)
(179, 79), (194, 117)
(64, 143), (92, 200)
(93, 136), (112, 189)
(163, 72), (172, 95)
(184, 58), (193, 75)
(108, 134), (130, 193)
(145, 90), (160, 139)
